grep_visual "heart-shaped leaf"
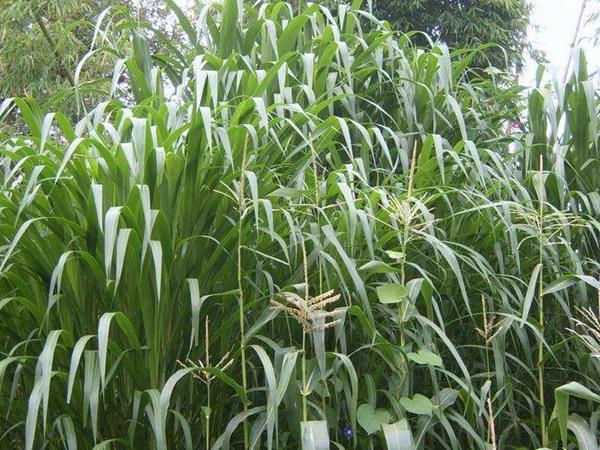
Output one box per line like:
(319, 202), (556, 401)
(400, 394), (434, 416)
(407, 349), (443, 367)
(357, 404), (392, 435)
(376, 284), (409, 304)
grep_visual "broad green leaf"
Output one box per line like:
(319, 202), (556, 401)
(198, 367), (249, 406)
(213, 406), (266, 450)
(400, 394), (434, 416)
(566, 414), (598, 450)
(67, 335), (96, 402)
(268, 187), (305, 198)
(358, 261), (400, 274)
(219, 0), (239, 58)
(433, 388), (459, 411)
(385, 251), (404, 260)
(376, 283), (409, 304)
(152, 368), (195, 450)
(357, 404), (392, 435)
(171, 410), (193, 450)
(278, 15), (310, 54)
(407, 349), (442, 367)
(250, 345), (277, 450)
(543, 274), (600, 295)
(554, 382), (600, 446)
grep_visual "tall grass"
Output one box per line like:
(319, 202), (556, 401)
(0, 1), (599, 448)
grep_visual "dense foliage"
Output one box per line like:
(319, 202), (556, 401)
(321, 0), (535, 71)
(0, 0), (178, 101)
(1, 1), (599, 449)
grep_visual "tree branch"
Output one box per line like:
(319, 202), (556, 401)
(35, 15), (76, 87)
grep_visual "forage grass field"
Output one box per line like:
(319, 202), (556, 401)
(1, 1), (600, 449)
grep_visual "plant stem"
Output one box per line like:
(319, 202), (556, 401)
(301, 236), (309, 422)
(399, 246), (407, 349)
(206, 381), (211, 450)
(309, 137), (323, 296)
(537, 156), (547, 447)
(238, 137), (250, 449)
(310, 138), (327, 420)
(399, 142), (418, 348)
(481, 296), (496, 450)
(206, 316), (212, 450)
(302, 329), (308, 422)
(310, 139), (328, 420)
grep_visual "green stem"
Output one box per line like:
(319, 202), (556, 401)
(399, 142), (417, 349)
(206, 381), (211, 450)
(537, 157), (547, 447)
(538, 249), (546, 446)
(538, 258), (546, 445)
(399, 258), (406, 349)
(238, 228), (249, 449)
(238, 136), (250, 449)
(302, 330), (308, 422)
(313, 145), (327, 420)
(399, 228), (409, 349)
(482, 297), (496, 450)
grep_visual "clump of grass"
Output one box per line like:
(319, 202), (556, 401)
(1, 1), (600, 448)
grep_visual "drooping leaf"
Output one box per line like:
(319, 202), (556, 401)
(381, 419), (415, 450)
(554, 382), (600, 446)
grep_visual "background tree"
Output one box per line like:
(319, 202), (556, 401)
(0, 0), (178, 101)
(0, 0), (537, 104)
(324, 0), (535, 72)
